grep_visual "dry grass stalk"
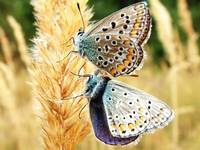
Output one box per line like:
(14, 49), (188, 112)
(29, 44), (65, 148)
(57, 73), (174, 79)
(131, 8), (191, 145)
(177, 0), (200, 66)
(149, 0), (178, 66)
(0, 27), (15, 70)
(7, 16), (30, 67)
(149, 0), (180, 149)
(30, 0), (94, 149)
(0, 62), (27, 150)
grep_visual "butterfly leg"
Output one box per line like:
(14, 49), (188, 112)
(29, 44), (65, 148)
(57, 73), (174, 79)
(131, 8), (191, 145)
(70, 61), (91, 78)
(57, 50), (79, 63)
(94, 69), (111, 77)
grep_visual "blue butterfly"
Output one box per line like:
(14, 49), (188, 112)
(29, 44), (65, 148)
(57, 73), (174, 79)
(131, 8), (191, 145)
(83, 74), (174, 145)
(73, 1), (151, 77)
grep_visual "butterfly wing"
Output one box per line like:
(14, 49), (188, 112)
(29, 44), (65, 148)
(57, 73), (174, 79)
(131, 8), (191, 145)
(102, 80), (174, 138)
(83, 2), (151, 76)
(86, 2), (151, 45)
(85, 35), (144, 76)
(89, 94), (140, 145)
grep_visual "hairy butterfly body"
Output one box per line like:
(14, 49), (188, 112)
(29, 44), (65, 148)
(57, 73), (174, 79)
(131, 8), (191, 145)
(84, 75), (174, 145)
(74, 1), (151, 77)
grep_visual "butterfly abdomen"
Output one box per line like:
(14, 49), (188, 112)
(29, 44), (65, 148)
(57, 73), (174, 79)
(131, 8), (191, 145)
(89, 76), (140, 145)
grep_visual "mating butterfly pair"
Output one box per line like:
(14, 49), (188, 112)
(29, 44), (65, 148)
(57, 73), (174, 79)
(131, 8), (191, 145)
(71, 1), (174, 145)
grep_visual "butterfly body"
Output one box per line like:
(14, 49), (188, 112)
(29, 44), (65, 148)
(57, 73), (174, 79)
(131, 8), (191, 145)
(74, 2), (151, 77)
(85, 75), (139, 145)
(75, 34), (99, 62)
(84, 75), (174, 145)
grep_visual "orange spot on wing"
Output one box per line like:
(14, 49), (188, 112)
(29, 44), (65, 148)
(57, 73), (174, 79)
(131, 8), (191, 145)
(128, 48), (135, 54)
(134, 22), (142, 28)
(127, 54), (133, 61)
(135, 120), (141, 126)
(116, 64), (126, 72)
(130, 29), (138, 37)
(119, 124), (126, 133)
(123, 59), (131, 67)
(124, 40), (131, 46)
(110, 68), (117, 76)
(128, 123), (135, 130)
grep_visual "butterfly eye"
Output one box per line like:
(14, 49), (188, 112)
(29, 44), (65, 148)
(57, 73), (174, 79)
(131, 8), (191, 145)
(77, 31), (84, 36)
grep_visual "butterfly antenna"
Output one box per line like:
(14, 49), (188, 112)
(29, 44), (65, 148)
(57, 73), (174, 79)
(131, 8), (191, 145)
(77, 3), (85, 31)
(79, 101), (89, 119)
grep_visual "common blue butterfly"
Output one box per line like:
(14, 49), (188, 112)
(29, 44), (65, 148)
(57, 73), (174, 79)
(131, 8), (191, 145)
(74, 1), (151, 77)
(84, 74), (174, 145)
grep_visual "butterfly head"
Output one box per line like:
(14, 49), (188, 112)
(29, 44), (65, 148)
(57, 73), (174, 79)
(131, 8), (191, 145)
(74, 28), (85, 56)
(77, 27), (85, 36)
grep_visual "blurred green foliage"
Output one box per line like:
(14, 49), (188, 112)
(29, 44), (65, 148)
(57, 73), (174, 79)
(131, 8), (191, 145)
(0, 0), (35, 46)
(0, 0), (199, 65)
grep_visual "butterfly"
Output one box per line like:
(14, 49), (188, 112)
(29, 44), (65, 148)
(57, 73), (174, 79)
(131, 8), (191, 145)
(83, 74), (174, 145)
(74, 1), (152, 77)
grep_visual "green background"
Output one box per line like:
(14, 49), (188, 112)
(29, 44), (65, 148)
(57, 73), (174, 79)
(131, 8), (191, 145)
(0, 0), (199, 65)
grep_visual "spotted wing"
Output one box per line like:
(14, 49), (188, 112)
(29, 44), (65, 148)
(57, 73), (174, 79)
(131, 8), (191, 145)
(86, 2), (151, 46)
(84, 2), (151, 76)
(102, 80), (174, 138)
(89, 35), (144, 77)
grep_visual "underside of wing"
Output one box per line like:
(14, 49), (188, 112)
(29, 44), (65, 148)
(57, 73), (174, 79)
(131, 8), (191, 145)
(89, 92), (140, 145)
(102, 80), (174, 138)
(86, 2), (151, 46)
(87, 34), (144, 77)
(83, 2), (151, 76)
(102, 81), (151, 138)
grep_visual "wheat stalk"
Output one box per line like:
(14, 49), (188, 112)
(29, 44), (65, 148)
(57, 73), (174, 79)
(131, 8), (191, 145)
(30, 0), (94, 149)
(149, 1), (179, 150)
(7, 16), (30, 67)
(0, 27), (15, 70)
(177, 0), (200, 66)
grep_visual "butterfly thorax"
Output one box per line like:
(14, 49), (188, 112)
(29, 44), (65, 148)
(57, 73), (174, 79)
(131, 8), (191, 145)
(75, 31), (99, 62)
(85, 75), (110, 102)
